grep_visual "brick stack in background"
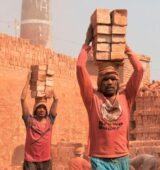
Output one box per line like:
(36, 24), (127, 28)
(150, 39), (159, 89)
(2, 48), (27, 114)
(91, 8), (127, 62)
(129, 81), (160, 157)
(30, 64), (54, 100)
(131, 80), (160, 140)
(138, 80), (160, 97)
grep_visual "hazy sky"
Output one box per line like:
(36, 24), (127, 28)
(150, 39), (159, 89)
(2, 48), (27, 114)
(0, 0), (160, 80)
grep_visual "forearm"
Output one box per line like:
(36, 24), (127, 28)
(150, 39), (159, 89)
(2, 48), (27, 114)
(21, 83), (30, 115)
(126, 47), (143, 72)
(21, 73), (30, 100)
(21, 99), (30, 115)
(49, 97), (58, 116)
(21, 72), (31, 115)
(77, 44), (91, 68)
(125, 47), (144, 105)
(76, 45), (94, 106)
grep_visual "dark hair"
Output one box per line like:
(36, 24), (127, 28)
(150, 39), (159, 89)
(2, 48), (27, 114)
(33, 104), (48, 118)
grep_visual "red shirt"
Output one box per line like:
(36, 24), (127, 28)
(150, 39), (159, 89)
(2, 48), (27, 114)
(76, 44), (143, 158)
(23, 114), (56, 162)
(69, 157), (91, 170)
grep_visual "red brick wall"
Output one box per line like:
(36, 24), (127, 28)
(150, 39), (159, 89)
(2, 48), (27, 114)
(129, 140), (160, 157)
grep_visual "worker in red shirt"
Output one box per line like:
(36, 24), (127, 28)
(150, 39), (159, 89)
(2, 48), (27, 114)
(69, 146), (91, 170)
(76, 24), (144, 170)
(20, 72), (58, 170)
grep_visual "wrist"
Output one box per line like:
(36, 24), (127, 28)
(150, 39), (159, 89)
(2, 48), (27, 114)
(53, 96), (58, 101)
(82, 44), (91, 51)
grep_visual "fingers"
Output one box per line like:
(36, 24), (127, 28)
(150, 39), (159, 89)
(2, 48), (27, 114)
(52, 89), (58, 100)
(125, 44), (132, 54)
(85, 24), (93, 45)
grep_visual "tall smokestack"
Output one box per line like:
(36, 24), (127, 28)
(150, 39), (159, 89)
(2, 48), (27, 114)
(20, 0), (52, 47)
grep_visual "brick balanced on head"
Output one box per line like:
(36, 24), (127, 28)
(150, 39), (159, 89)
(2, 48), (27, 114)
(91, 8), (127, 62)
(30, 64), (54, 99)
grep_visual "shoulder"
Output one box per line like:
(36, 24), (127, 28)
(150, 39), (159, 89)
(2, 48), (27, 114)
(22, 113), (33, 127)
(47, 114), (57, 124)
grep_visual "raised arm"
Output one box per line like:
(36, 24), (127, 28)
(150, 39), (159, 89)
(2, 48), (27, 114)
(20, 72), (31, 116)
(125, 45), (144, 105)
(49, 90), (58, 117)
(76, 24), (94, 106)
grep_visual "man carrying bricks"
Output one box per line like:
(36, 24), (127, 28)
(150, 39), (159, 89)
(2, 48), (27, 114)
(20, 72), (58, 170)
(76, 24), (144, 170)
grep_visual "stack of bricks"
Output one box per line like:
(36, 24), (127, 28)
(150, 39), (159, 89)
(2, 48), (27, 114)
(91, 8), (127, 62)
(137, 80), (160, 97)
(30, 64), (54, 99)
(131, 81), (160, 140)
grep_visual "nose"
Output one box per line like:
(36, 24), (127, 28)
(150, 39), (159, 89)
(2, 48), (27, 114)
(106, 78), (113, 84)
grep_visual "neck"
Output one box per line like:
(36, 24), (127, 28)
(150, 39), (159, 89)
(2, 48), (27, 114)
(106, 95), (117, 105)
(35, 116), (45, 121)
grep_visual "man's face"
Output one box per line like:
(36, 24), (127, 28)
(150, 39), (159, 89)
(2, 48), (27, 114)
(99, 74), (119, 97)
(35, 105), (47, 118)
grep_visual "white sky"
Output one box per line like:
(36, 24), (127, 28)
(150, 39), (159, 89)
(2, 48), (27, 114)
(0, 0), (160, 80)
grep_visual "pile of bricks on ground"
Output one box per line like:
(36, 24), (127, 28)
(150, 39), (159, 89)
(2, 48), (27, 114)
(138, 80), (160, 97)
(91, 8), (127, 62)
(131, 80), (160, 140)
(30, 64), (54, 98)
(129, 140), (160, 157)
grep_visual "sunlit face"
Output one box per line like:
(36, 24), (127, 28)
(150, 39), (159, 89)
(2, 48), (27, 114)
(35, 105), (47, 118)
(99, 74), (119, 97)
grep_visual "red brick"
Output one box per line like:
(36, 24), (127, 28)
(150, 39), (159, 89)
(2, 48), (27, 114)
(94, 34), (111, 43)
(94, 43), (110, 52)
(37, 90), (46, 97)
(94, 25), (112, 36)
(46, 80), (53, 86)
(110, 52), (125, 61)
(112, 25), (127, 34)
(111, 9), (128, 26)
(91, 8), (111, 27)
(111, 43), (125, 52)
(45, 86), (54, 98)
(112, 34), (126, 43)
(94, 51), (110, 60)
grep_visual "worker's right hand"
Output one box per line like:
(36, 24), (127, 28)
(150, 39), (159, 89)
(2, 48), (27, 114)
(85, 24), (93, 45)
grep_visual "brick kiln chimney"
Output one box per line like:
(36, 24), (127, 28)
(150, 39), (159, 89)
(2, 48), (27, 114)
(20, 0), (52, 47)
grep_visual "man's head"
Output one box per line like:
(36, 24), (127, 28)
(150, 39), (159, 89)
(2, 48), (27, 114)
(97, 65), (119, 97)
(33, 102), (48, 118)
(74, 146), (84, 157)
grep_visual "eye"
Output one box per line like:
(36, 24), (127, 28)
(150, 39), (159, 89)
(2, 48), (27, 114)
(103, 76), (117, 81)
(110, 77), (117, 81)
